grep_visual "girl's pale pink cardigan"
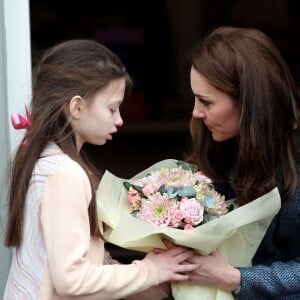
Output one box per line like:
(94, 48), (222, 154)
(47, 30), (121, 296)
(4, 143), (161, 300)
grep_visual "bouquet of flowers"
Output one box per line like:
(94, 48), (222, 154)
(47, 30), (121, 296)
(97, 159), (281, 300)
(123, 161), (231, 230)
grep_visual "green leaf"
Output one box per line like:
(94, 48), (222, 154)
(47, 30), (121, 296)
(176, 160), (192, 170)
(176, 160), (198, 172)
(158, 184), (166, 194)
(131, 184), (146, 197)
(202, 214), (217, 224)
(131, 211), (139, 217)
(177, 186), (196, 197)
(123, 181), (132, 191)
(227, 203), (234, 212)
(203, 195), (216, 208)
(123, 181), (145, 197)
(166, 186), (178, 198)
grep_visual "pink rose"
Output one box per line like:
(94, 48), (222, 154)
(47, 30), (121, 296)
(173, 210), (185, 222)
(128, 187), (142, 210)
(142, 184), (157, 197)
(181, 197), (189, 202)
(185, 216), (192, 224)
(180, 198), (204, 225)
(184, 224), (193, 230)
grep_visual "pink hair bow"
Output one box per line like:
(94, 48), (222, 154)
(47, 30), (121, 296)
(11, 105), (32, 145)
(11, 105), (32, 129)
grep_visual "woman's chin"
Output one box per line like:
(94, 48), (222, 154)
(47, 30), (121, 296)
(211, 134), (227, 142)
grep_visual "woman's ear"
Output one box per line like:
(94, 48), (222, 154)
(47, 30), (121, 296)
(69, 96), (86, 119)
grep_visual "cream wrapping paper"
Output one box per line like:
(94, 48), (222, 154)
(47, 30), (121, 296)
(97, 159), (281, 300)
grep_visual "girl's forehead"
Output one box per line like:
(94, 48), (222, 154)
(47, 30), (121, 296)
(103, 78), (126, 94)
(92, 78), (126, 104)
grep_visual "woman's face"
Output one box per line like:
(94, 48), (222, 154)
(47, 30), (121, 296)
(190, 67), (241, 142)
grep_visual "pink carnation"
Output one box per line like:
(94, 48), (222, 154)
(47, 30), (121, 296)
(137, 192), (178, 227)
(195, 171), (212, 184)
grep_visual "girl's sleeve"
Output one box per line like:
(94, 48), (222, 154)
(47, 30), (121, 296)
(103, 251), (169, 300)
(41, 159), (159, 299)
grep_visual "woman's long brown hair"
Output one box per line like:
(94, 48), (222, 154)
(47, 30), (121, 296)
(5, 39), (132, 247)
(187, 27), (300, 205)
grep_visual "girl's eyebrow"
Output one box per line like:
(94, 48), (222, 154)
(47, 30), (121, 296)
(110, 99), (123, 105)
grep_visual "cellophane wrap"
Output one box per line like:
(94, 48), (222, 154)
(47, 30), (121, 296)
(97, 159), (281, 300)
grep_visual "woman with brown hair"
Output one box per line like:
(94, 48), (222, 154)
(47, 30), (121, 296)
(184, 26), (300, 299)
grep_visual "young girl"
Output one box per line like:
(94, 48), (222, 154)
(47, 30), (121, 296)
(4, 39), (198, 299)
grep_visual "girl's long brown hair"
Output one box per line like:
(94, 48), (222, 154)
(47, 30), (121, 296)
(187, 27), (300, 205)
(5, 39), (132, 247)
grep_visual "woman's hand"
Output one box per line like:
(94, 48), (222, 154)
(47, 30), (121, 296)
(156, 240), (241, 291)
(187, 249), (241, 291)
(146, 246), (199, 283)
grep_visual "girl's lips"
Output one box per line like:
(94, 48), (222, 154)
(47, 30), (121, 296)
(107, 131), (117, 140)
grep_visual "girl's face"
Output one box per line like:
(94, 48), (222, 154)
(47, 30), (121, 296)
(190, 67), (241, 142)
(71, 78), (125, 150)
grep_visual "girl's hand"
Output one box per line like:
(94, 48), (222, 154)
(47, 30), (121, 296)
(153, 239), (178, 253)
(145, 246), (199, 283)
(187, 249), (241, 291)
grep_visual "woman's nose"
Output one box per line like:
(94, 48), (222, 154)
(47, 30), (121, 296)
(192, 102), (206, 119)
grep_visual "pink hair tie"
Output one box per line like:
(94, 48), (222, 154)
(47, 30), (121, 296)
(11, 105), (32, 145)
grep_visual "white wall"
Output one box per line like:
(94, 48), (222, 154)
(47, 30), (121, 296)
(0, 0), (31, 297)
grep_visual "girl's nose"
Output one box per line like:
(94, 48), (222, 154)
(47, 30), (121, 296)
(115, 112), (123, 127)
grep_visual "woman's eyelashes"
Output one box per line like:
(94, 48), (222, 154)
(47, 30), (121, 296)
(198, 97), (211, 107)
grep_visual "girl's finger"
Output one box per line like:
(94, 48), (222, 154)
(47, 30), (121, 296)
(163, 239), (177, 249)
(153, 248), (165, 254)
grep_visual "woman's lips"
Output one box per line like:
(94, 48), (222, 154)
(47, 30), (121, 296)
(204, 122), (213, 131)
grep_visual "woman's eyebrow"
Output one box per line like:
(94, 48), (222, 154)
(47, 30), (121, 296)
(194, 92), (210, 99)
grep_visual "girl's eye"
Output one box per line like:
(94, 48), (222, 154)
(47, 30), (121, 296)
(110, 108), (118, 113)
